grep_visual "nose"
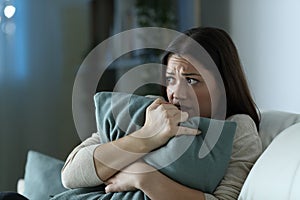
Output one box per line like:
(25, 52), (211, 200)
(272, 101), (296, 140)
(169, 82), (187, 100)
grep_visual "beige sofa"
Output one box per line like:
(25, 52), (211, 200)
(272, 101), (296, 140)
(239, 110), (300, 199)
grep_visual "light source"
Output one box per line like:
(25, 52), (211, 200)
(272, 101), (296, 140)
(1, 1), (16, 35)
(4, 4), (16, 19)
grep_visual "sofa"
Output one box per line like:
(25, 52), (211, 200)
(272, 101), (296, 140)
(17, 110), (300, 200)
(238, 110), (300, 199)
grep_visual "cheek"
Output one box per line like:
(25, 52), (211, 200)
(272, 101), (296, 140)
(196, 90), (211, 105)
(202, 76), (221, 107)
(193, 86), (212, 109)
(166, 86), (172, 101)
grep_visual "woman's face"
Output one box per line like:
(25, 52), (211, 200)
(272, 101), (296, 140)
(166, 54), (219, 118)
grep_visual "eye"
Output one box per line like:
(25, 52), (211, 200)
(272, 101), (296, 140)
(186, 78), (199, 85)
(166, 76), (175, 85)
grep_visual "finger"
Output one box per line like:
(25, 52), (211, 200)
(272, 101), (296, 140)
(175, 126), (201, 136)
(156, 106), (180, 118)
(147, 98), (166, 111)
(105, 184), (114, 193)
(159, 103), (179, 111)
(167, 109), (181, 118)
(173, 111), (189, 123)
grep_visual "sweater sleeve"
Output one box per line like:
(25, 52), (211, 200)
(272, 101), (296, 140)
(61, 133), (104, 189)
(204, 114), (262, 200)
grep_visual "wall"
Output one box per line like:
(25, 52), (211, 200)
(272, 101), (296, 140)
(0, 0), (203, 191)
(0, 0), (91, 191)
(201, 0), (300, 113)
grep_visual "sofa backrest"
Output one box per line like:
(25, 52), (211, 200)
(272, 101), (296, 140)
(259, 110), (300, 150)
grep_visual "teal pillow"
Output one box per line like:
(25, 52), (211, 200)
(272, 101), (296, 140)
(24, 151), (67, 200)
(94, 92), (237, 193)
(51, 92), (236, 199)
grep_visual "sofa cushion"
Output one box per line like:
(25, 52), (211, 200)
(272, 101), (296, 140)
(23, 151), (67, 200)
(259, 110), (300, 150)
(238, 122), (300, 200)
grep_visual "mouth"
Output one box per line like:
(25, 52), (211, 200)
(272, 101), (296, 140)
(173, 103), (191, 111)
(174, 104), (181, 109)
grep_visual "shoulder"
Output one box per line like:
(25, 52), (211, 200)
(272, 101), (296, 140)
(227, 114), (257, 129)
(227, 114), (258, 138)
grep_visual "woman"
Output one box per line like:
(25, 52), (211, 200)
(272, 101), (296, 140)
(61, 27), (262, 199)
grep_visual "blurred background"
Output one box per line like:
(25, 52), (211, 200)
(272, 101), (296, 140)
(0, 0), (299, 191)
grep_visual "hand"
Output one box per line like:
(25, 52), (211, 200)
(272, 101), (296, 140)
(104, 161), (155, 193)
(135, 98), (200, 148)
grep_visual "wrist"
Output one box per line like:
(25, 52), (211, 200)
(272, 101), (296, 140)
(137, 126), (169, 149)
(131, 127), (158, 151)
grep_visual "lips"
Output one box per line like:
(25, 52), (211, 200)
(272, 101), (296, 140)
(173, 103), (191, 111)
(174, 104), (181, 109)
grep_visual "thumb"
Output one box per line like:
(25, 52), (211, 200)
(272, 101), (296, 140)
(175, 126), (201, 136)
(178, 111), (189, 122)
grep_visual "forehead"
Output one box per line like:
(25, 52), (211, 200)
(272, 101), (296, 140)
(167, 54), (198, 72)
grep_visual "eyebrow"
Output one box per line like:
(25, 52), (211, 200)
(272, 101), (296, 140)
(181, 73), (202, 76)
(166, 71), (202, 76)
(166, 72), (175, 75)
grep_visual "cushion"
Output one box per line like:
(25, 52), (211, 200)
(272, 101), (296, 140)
(51, 92), (237, 200)
(259, 110), (300, 150)
(23, 150), (67, 200)
(17, 179), (25, 195)
(94, 92), (237, 193)
(238, 123), (300, 200)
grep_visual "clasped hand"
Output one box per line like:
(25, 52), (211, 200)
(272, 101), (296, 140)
(104, 161), (155, 193)
(136, 98), (200, 148)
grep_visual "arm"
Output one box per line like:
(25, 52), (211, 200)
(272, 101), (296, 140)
(105, 114), (262, 200)
(105, 161), (205, 200)
(61, 133), (102, 188)
(142, 172), (205, 200)
(61, 130), (156, 189)
(139, 167), (206, 200)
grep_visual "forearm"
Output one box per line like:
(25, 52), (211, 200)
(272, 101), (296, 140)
(94, 127), (162, 181)
(138, 170), (205, 200)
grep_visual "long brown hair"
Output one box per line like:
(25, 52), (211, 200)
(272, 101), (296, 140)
(161, 27), (260, 130)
